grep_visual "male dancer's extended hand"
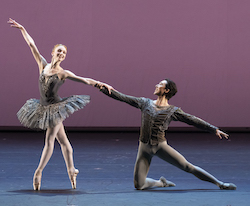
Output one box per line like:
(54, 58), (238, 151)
(216, 129), (229, 139)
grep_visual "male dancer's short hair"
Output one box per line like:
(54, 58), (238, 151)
(165, 79), (177, 100)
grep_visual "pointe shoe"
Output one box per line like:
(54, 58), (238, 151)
(33, 174), (42, 191)
(70, 169), (79, 189)
(219, 183), (237, 190)
(160, 176), (176, 187)
(33, 182), (41, 191)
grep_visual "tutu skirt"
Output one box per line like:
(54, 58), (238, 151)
(17, 95), (90, 130)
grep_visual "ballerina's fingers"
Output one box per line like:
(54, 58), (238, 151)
(8, 18), (22, 29)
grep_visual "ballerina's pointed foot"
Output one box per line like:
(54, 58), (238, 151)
(33, 182), (41, 191)
(33, 174), (42, 191)
(220, 183), (237, 190)
(160, 176), (176, 187)
(70, 169), (79, 189)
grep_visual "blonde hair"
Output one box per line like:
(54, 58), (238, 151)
(52, 44), (67, 53)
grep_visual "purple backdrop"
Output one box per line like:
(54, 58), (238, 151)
(0, 0), (249, 128)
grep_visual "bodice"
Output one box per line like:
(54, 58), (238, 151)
(39, 71), (64, 106)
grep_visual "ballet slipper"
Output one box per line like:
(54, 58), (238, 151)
(33, 174), (42, 191)
(160, 176), (176, 187)
(70, 169), (79, 189)
(219, 183), (237, 190)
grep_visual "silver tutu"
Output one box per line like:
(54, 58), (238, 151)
(17, 95), (90, 130)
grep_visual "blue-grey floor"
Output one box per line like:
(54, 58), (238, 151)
(0, 131), (249, 206)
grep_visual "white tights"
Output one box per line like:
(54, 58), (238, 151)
(33, 122), (76, 182)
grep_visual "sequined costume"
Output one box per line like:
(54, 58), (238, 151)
(17, 71), (90, 130)
(100, 88), (227, 190)
(100, 88), (218, 143)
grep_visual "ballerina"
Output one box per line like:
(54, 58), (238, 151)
(8, 18), (113, 190)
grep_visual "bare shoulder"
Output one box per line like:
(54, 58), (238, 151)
(59, 69), (75, 80)
(63, 69), (75, 75)
(39, 64), (49, 75)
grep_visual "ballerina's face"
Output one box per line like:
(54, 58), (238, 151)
(52, 45), (67, 62)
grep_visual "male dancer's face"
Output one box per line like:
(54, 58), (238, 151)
(154, 80), (168, 96)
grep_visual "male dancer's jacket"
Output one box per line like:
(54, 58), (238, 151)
(101, 88), (218, 145)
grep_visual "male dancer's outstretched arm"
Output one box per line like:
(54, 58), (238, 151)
(100, 87), (144, 109)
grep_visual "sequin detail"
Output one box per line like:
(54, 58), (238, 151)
(39, 73), (58, 96)
(101, 88), (218, 145)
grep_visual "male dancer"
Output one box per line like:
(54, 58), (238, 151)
(99, 79), (236, 190)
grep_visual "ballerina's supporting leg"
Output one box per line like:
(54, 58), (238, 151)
(56, 123), (79, 189)
(33, 123), (62, 190)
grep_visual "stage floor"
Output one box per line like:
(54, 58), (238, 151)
(0, 131), (249, 206)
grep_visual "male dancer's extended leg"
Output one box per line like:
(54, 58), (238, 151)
(134, 142), (171, 190)
(156, 141), (235, 189)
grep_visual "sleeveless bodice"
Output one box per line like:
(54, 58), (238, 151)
(17, 70), (90, 130)
(39, 71), (64, 106)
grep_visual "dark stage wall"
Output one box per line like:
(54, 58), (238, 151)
(0, 0), (249, 128)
